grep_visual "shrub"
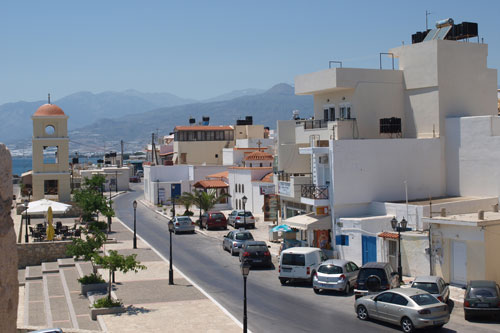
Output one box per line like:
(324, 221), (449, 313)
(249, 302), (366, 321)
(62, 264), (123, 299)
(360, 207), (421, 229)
(90, 221), (108, 231)
(93, 297), (122, 308)
(78, 273), (105, 285)
(182, 210), (194, 216)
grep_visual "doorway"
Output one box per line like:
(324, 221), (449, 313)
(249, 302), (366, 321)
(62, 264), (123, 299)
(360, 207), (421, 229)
(451, 241), (467, 285)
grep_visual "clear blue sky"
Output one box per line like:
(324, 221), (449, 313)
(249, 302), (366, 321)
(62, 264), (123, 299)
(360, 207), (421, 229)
(1, 0), (499, 104)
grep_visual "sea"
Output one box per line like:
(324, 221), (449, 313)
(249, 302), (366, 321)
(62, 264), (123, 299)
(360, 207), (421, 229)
(11, 156), (102, 176)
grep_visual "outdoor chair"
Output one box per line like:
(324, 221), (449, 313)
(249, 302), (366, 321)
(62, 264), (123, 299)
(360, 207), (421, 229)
(55, 221), (63, 229)
(74, 229), (81, 238)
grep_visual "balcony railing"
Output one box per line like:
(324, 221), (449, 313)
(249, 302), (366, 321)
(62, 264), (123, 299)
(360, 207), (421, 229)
(301, 185), (329, 200)
(298, 120), (328, 130)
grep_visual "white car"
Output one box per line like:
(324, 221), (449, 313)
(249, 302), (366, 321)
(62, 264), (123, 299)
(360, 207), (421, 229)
(279, 247), (328, 285)
(172, 216), (195, 234)
(228, 210), (255, 229)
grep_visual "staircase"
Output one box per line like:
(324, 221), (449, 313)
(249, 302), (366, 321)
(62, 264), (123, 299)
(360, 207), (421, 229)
(22, 259), (101, 331)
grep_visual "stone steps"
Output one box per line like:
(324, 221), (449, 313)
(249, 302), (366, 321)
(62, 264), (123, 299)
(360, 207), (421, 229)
(23, 260), (101, 332)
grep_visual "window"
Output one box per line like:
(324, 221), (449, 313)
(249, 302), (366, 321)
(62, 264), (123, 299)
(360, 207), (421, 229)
(318, 265), (343, 274)
(242, 184), (244, 193)
(412, 282), (439, 294)
(282, 253), (305, 266)
(392, 294), (409, 306)
(324, 109), (329, 121)
(45, 125), (55, 135)
(330, 107), (335, 120)
(335, 234), (349, 246)
(215, 154), (219, 158)
(235, 232), (254, 241)
(375, 292), (394, 303)
(410, 294), (440, 305)
(43, 145), (59, 164)
(259, 163), (263, 167)
(234, 184), (237, 193)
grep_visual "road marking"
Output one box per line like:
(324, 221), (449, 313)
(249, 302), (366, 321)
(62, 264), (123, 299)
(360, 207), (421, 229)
(117, 198), (249, 332)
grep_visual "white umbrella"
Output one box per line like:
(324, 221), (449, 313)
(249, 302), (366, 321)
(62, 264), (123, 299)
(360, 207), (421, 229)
(27, 199), (72, 215)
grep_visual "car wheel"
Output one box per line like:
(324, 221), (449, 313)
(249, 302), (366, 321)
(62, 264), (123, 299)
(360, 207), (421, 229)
(356, 305), (368, 321)
(309, 271), (316, 285)
(279, 278), (287, 285)
(344, 282), (350, 294)
(222, 243), (226, 251)
(313, 288), (321, 294)
(231, 247), (236, 256)
(401, 317), (415, 333)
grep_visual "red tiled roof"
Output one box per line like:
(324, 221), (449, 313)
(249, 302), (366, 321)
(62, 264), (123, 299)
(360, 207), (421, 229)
(260, 172), (273, 183)
(193, 179), (229, 189)
(33, 104), (66, 117)
(207, 171), (228, 178)
(378, 232), (399, 239)
(175, 126), (233, 131)
(244, 151), (273, 161)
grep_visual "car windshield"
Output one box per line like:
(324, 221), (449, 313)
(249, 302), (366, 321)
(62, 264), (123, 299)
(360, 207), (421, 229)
(358, 268), (387, 282)
(211, 213), (225, 219)
(238, 212), (253, 217)
(318, 265), (343, 274)
(235, 233), (253, 241)
(282, 253), (305, 266)
(410, 294), (440, 305)
(469, 287), (498, 298)
(247, 245), (268, 252)
(412, 282), (439, 294)
(177, 217), (191, 222)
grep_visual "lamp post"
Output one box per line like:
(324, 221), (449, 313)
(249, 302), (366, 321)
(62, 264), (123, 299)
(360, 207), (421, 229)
(156, 179), (160, 205)
(240, 260), (250, 333)
(168, 220), (174, 285)
(171, 184), (176, 218)
(391, 217), (408, 283)
(242, 195), (248, 229)
(24, 199), (29, 243)
(108, 189), (112, 233)
(133, 200), (137, 249)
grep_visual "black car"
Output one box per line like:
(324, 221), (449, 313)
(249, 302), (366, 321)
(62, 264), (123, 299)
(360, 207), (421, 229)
(464, 280), (500, 321)
(354, 262), (400, 299)
(239, 241), (272, 268)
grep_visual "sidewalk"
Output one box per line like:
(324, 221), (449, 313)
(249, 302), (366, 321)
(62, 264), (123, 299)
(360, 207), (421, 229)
(96, 217), (241, 333)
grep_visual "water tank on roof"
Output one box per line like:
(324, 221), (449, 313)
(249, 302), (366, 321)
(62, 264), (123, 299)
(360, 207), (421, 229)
(189, 117), (196, 125)
(202, 116), (210, 126)
(436, 18), (454, 28)
(245, 116), (253, 125)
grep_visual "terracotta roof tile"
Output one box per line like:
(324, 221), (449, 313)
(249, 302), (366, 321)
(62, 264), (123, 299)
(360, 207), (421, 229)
(260, 172), (273, 183)
(193, 179), (228, 189)
(207, 171), (228, 178)
(243, 151), (274, 161)
(378, 232), (399, 239)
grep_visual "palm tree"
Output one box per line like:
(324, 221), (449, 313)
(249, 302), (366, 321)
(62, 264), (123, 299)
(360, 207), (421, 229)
(180, 189), (230, 229)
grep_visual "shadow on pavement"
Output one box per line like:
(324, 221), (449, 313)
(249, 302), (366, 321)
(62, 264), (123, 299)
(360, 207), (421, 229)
(123, 305), (154, 316)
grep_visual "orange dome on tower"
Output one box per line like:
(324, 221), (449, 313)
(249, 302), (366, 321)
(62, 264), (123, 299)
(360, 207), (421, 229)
(33, 103), (66, 117)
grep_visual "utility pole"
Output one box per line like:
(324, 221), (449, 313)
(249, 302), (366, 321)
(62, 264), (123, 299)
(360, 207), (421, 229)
(120, 140), (124, 168)
(425, 10), (432, 30)
(151, 133), (159, 165)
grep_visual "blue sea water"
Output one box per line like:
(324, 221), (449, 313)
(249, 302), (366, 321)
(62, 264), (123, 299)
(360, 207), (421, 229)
(11, 157), (102, 176)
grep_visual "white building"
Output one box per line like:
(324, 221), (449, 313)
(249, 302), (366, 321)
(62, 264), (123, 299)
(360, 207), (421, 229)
(79, 166), (131, 192)
(276, 21), (499, 280)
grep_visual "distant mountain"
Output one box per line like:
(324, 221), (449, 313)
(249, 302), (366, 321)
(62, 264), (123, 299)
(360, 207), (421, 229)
(0, 90), (195, 143)
(202, 88), (266, 103)
(69, 83), (313, 151)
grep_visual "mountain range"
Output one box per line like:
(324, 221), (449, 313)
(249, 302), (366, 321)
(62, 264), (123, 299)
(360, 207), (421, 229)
(2, 83), (313, 152)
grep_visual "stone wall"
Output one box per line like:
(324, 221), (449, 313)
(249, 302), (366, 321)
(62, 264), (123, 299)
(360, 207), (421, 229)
(0, 143), (18, 333)
(17, 241), (72, 268)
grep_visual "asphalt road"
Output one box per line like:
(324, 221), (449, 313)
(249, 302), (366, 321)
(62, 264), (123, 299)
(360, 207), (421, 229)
(114, 184), (500, 333)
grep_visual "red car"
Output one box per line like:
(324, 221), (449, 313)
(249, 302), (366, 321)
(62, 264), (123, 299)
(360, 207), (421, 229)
(201, 211), (228, 230)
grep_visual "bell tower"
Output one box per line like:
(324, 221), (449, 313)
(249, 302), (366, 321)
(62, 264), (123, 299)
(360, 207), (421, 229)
(31, 95), (71, 201)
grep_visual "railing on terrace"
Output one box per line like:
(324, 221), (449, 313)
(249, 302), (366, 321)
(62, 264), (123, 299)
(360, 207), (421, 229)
(297, 120), (328, 130)
(301, 184), (329, 200)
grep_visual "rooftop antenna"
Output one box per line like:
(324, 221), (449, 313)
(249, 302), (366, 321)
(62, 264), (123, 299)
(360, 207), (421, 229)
(257, 140), (262, 151)
(48, 93), (51, 104)
(425, 10), (432, 30)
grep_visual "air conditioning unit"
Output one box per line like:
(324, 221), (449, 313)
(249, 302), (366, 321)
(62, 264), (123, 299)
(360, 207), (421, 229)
(319, 156), (328, 164)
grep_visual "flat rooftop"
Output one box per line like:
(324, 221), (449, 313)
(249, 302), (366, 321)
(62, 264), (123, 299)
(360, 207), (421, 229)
(389, 196), (482, 206)
(425, 211), (500, 226)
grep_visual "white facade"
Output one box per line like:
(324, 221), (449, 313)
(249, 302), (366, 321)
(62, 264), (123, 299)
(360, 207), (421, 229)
(228, 168), (273, 215)
(80, 166), (131, 192)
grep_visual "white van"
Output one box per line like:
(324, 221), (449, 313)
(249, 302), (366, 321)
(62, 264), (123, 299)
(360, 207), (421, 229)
(279, 247), (328, 285)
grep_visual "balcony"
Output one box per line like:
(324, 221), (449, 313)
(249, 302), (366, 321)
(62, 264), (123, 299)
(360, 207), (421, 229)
(300, 184), (330, 206)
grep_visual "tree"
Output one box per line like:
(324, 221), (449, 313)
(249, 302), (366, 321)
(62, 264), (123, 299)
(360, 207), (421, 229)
(74, 174), (109, 222)
(180, 189), (230, 228)
(66, 226), (106, 274)
(94, 250), (146, 301)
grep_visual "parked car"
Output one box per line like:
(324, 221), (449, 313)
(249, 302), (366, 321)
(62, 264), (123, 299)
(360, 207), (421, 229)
(129, 176), (141, 183)
(172, 216), (195, 234)
(463, 280), (500, 321)
(201, 211), (227, 230)
(222, 230), (254, 256)
(279, 247), (328, 285)
(228, 210), (256, 229)
(313, 259), (359, 294)
(410, 276), (450, 303)
(239, 241), (272, 268)
(354, 262), (400, 299)
(355, 288), (449, 333)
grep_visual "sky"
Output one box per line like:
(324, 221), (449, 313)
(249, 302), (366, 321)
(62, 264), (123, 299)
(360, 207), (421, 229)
(1, 0), (499, 105)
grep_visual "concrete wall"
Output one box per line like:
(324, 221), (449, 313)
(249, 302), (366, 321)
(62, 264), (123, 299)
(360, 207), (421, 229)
(446, 116), (500, 197)
(485, 224), (500, 284)
(174, 140), (233, 165)
(80, 167), (130, 192)
(234, 125), (264, 140)
(17, 241), (72, 268)
(331, 138), (445, 218)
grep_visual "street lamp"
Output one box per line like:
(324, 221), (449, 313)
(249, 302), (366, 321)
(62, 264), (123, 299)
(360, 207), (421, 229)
(108, 189), (112, 233)
(133, 200), (137, 249)
(240, 260), (251, 333)
(156, 179), (160, 205)
(242, 195), (248, 229)
(171, 184), (176, 218)
(24, 199), (29, 243)
(391, 216), (408, 283)
(168, 219), (174, 285)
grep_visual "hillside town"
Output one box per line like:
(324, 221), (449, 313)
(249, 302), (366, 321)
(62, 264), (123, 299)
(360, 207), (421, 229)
(2, 16), (500, 333)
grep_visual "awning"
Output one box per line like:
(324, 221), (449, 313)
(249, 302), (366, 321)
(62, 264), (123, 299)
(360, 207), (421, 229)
(378, 232), (399, 239)
(193, 179), (228, 189)
(283, 213), (332, 231)
(27, 199), (71, 215)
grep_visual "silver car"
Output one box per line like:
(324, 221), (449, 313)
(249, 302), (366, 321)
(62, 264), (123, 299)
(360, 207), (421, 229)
(355, 288), (450, 333)
(228, 210), (255, 229)
(222, 230), (254, 255)
(172, 216), (195, 234)
(411, 276), (450, 303)
(313, 259), (359, 294)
